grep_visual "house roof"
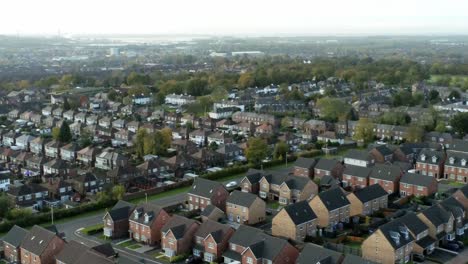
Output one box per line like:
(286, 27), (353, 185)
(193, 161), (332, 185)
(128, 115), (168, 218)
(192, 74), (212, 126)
(296, 243), (342, 264)
(317, 187), (350, 211)
(56, 240), (89, 264)
(398, 212), (428, 236)
(440, 197), (465, 219)
(200, 204), (223, 218)
(161, 215), (198, 239)
(343, 165), (372, 178)
(315, 158), (340, 171)
(283, 200), (317, 225)
(20, 225), (60, 256)
(227, 190), (259, 207)
(3, 225), (29, 247)
(130, 203), (164, 226)
(282, 175), (313, 191)
(420, 205), (452, 227)
(345, 149), (373, 162)
(8, 183), (47, 196)
(188, 178), (226, 199)
(417, 149), (444, 165)
(378, 219), (414, 249)
(243, 168), (264, 184)
(353, 184), (388, 203)
(194, 219), (232, 242)
(369, 164), (401, 181)
(449, 139), (468, 153)
(400, 172), (435, 187)
(372, 145), (393, 157)
(294, 157), (317, 169)
(108, 200), (135, 221)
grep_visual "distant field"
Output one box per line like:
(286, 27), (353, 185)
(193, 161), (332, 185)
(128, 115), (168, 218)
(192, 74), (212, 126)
(429, 74), (468, 86)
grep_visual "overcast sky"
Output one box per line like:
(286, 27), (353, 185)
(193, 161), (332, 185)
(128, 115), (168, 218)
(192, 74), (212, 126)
(2, 0), (468, 36)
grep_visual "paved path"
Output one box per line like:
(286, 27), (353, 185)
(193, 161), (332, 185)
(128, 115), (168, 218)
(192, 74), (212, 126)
(447, 248), (468, 264)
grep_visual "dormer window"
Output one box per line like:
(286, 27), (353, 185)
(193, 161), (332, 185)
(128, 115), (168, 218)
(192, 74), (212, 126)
(144, 213), (150, 223)
(390, 231), (400, 245)
(432, 156), (437, 163)
(421, 154), (426, 161)
(134, 211), (140, 220)
(449, 157), (455, 165)
(462, 159), (467, 166)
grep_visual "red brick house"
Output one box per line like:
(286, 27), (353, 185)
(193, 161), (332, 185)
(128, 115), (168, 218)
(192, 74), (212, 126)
(3, 225), (29, 263)
(313, 158), (344, 180)
(342, 165), (372, 190)
(20, 225), (65, 264)
(187, 178), (229, 211)
(368, 164), (403, 194)
(445, 150), (468, 183)
(240, 169), (264, 194)
(223, 225), (299, 264)
(161, 215), (200, 258)
(128, 203), (170, 245)
(292, 157), (317, 178)
(400, 172), (438, 197)
(103, 201), (135, 239)
(416, 149), (446, 179)
(192, 219), (235, 263)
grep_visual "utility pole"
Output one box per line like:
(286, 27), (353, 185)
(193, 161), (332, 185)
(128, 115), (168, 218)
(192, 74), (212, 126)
(145, 193), (148, 204)
(51, 206), (54, 225)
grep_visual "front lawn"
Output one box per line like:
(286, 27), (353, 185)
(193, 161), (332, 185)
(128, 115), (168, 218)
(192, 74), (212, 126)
(267, 201), (281, 210)
(81, 223), (104, 235)
(117, 240), (137, 248)
(127, 244), (143, 250)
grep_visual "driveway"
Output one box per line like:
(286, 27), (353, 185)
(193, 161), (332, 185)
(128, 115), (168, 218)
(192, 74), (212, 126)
(427, 248), (458, 263)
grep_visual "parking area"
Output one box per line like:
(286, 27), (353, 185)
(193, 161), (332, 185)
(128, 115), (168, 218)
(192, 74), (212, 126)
(426, 248), (458, 263)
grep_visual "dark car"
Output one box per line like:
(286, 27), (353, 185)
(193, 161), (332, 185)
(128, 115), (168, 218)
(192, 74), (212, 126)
(185, 255), (202, 264)
(442, 243), (460, 251)
(412, 253), (425, 263)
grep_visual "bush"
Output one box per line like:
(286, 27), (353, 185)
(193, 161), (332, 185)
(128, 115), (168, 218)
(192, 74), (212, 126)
(170, 254), (188, 263)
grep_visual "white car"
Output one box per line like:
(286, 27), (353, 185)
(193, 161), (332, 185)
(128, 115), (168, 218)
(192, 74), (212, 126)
(225, 181), (238, 190)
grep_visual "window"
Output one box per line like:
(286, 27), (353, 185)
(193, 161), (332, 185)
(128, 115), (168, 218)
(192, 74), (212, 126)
(417, 186), (424, 191)
(208, 242), (215, 249)
(247, 257), (253, 264)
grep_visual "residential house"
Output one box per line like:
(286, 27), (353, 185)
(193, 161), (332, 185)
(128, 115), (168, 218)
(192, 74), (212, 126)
(417, 205), (455, 246)
(398, 212), (435, 256)
(370, 145), (394, 163)
(293, 157), (317, 178)
(189, 129), (209, 146)
(342, 165), (372, 190)
(207, 132), (232, 145)
(231, 112), (278, 126)
(43, 159), (69, 176)
(226, 190), (266, 225)
(344, 149), (375, 168)
(71, 172), (102, 196)
(74, 112), (87, 123)
(41, 106), (53, 116)
(297, 243), (344, 264)
(98, 116), (112, 128)
(192, 220), (235, 263)
(216, 144), (243, 163)
(200, 205), (225, 223)
(165, 94), (196, 106)
(55, 240), (117, 264)
(223, 225), (299, 264)
(314, 158), (345, 180)
(60, 143), (80, 162)
(348, 184), (388, 217)
(400, 173), (438, 197)
(24, 155), (47, 177)
(439, 197), (466, 239)
(30, 137), (48, 155)
(416, 149), (446, 179)
(240, 169), (264, 194)
(3, 225), (29, 263)
(128, 204), (170, 245)
(44, 140), (62, 159)
(452, 184), (468, 212)
(445, 150), (468, 183)
(63, 110), (75, 121)
(368, 164), (403, 194)
(86, 114), (98, 125)
(112, 118), (126, 129)
(20, 225), (65, 264)
(187, 178), (229, 211)
(272, 200), (318, 241)
(77, 146), (98, 166)
(95, 148), (127, 170)
(161, 215), (200, 257)
(7, 183), (48, 209)
(309, 187), (351, 230)
(112, 129), (134, 147)
(15, 135), (36, 151)
(278, 175), (318, 205)
(103, 200), (136, 239)
(3, 131), (18, 147)
(8, 109), (20, 120)
(362, 219), (414, 264)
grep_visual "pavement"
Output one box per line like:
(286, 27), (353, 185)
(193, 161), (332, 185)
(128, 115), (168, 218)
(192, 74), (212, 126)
(447, 247), (468, 264)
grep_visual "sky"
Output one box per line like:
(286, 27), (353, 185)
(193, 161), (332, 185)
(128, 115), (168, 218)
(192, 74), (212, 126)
(2, 0), (468, 36)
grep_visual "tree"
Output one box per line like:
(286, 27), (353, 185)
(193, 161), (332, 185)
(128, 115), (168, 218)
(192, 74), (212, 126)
(58, 121), (72, 143)
(245, 138), (269, 166)
(406, 125), (425, 143)
(160, 128), (173, 149)
(450, 112), (468, 136)
(52, 127), (60, 140)
(428, 90), (440, 103)
(111, 185), (126, 200)
(238, 73), (254, 89)
(63, 97), (71, 110)
(135, 128), (148, 158)
(273, 141), (289, 160)
(448, 90), (461, 100)
(435, 122), (446, 133)
(7, 208), (32, 220)
(0, 195), (11, 218)
(79, 130), (93, 148)
(143, 134), (154, 155)
(353, 118), (375, 144)
(209, 141), (219, 151)
(316, 97), (351, 121)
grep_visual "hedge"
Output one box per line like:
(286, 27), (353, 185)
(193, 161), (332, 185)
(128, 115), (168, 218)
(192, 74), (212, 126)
(81, 223), (104, 235)
(170, 254), (188, 263)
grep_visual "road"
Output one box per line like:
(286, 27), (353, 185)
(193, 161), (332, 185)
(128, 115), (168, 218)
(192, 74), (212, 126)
(55, 175), (249, 264)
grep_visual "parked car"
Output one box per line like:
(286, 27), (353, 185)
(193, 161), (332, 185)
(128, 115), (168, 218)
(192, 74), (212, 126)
(442, 243), (460, 251)
(448, 241), (464, 250)
(225, 181), (239, 191)
(412, 253), (425, 263)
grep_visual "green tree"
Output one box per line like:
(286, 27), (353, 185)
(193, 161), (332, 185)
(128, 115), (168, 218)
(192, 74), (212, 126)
(143, 134), (154, 155)
(63, 97), (71, 110)
(58, 121), (72, 143)
(406, 125), (424, 143)
(0, 195), (11, 218)
(79, 130), (93, 148)
(245, 138), (269, 166)
(316, 97), (351, 121)
(353, 118), (375, 144)
(428, 90), (440, 104)
(450, 112), (468, 136)
(273, 141), (289, 160)
(111, 185), (126, 200)
(238, 73), (254, 89)
(7, 208), (32, 220)
(209, 141), (219, 151)
(135, 128), (148, 158)
(52, 127), (60, 140)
